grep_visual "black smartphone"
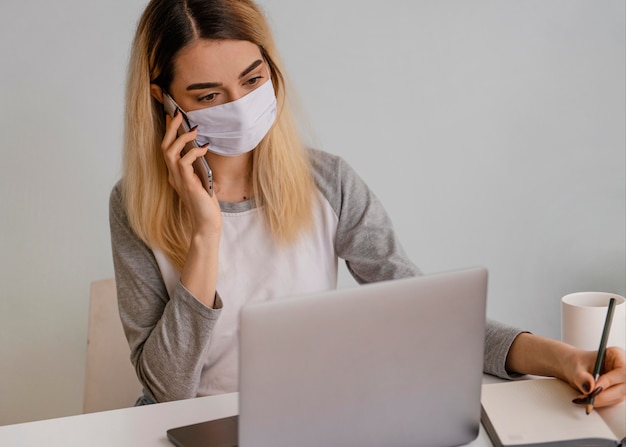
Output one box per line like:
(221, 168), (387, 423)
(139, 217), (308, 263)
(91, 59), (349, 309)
(162, 92), (213, 197)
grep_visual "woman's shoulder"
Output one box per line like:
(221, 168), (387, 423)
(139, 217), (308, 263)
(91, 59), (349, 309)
(306, 148), (371, 214)
(109, 179), (124, 210)
(109, 179), (133, 227)
(307, 148), (345, 212)
(307, 147), (343, 175)
(306, 147), (361, 186)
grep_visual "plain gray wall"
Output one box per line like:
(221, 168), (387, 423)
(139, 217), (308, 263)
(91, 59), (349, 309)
(0, 0), (624, 425)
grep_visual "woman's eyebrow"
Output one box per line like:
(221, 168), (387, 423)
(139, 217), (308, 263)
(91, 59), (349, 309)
(186, 81), (222, 91)
(185, 60), (264, 91)
(239, 59), (263, 78)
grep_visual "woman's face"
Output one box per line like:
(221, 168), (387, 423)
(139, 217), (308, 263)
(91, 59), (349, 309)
(162, 38), (269, 112)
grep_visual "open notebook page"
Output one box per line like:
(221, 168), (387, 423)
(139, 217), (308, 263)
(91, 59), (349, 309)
(481, 378), (623, 445)
(597, 401), (626, 440)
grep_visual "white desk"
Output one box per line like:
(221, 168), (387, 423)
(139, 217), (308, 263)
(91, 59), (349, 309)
(0, 392), (237, 447)
(0, 389), (495, 447)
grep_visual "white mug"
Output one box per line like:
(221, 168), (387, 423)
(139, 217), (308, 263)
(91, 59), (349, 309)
(561, 292), (626, 351)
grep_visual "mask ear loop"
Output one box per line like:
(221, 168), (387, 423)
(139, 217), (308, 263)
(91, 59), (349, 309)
(259, 45), (285, 117)
(259, 46), (277, 88)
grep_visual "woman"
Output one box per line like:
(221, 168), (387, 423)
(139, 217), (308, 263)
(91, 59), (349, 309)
(110, 0), (625, 407)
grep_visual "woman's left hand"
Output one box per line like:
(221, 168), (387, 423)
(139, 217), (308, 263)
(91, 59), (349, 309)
(566, 346), (626, 409)
(506, 333), (626, 408)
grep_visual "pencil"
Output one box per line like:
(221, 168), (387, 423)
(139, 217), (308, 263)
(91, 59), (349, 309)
(585, 297), (617, 415)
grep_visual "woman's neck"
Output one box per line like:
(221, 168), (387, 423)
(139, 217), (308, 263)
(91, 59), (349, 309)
(205, 152), (253, 203)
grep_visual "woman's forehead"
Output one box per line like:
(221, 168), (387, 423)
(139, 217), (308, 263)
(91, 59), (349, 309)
(172, 39), (263, 85)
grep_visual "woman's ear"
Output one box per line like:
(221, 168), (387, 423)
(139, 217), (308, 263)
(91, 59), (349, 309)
(150, 84), (164, 104)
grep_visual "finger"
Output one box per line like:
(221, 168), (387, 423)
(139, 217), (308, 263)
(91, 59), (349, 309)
(604, 347), (626, 369)
(165, 138), (201, 191)
(595, 368), (626, 396)
(162, 109), (184, 152)
(571, 368), (595, 395)
(178, 145), (209, 169)
(174, 145), (210, 190)
(594, 348), (626, 392)
(584, 382), (625, 408)
(163, 127), (200, 167)
(572, 384), (603, 403)
(594, 384), (626, 408)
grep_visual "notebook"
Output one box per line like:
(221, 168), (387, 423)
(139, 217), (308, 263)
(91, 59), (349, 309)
(481, 378), (626, 447)
(167, 267), (488, 447)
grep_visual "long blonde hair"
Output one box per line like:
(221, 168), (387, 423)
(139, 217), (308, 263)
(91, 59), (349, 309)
(123, 0), (314, 270)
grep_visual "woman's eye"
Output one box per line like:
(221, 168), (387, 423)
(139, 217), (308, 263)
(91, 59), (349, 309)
(245, 76), (262, 86)
(199, 93), (218, 102)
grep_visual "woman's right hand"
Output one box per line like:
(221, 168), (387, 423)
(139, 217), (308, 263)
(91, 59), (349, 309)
(163, 110), (222, 308)
(162, 110), (222, 237)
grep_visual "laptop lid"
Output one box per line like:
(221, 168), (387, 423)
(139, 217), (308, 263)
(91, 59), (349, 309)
(239, 267), (487, 447)
(167, 267), (487, 447)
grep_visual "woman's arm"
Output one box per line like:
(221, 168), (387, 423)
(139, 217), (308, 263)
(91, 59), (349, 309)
(109, 183), (221, 403)
(506, 332), (626, 408)
(160, 113), (222, 308)
(307, 149), (626, 405)
(308, 149), (419, 283)
(308, 149), (526, 378)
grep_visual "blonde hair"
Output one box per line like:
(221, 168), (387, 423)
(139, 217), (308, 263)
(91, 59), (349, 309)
(123, 0), (314, 270)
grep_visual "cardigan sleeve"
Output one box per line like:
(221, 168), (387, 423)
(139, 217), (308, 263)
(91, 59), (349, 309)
(109, 181), (222, 402)
(308, 148), (525, 379)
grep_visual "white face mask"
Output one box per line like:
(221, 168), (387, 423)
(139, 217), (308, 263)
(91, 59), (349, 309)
(185, 80), (277, 157)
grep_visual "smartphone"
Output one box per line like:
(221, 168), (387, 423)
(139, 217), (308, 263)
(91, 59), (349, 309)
(162, 92), (213, 197)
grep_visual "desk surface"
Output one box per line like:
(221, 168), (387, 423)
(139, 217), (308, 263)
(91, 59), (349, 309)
(0, 390), (496, 447)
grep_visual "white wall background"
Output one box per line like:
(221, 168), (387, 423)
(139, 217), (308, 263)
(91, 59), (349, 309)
(1, 0), (623, 425)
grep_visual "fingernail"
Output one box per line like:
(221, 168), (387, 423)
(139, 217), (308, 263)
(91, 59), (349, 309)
(201, 142), (209, 148)
(572, 397), (587, 405)
(190, 125), (199, 132)
(174, 107), (179, 117)
(582, 382), (591, 393)
(590, 386), (603, 398)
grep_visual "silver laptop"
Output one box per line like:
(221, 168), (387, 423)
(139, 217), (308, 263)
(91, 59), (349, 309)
(168, 267), (488, 447)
